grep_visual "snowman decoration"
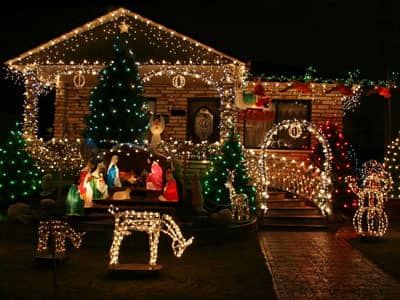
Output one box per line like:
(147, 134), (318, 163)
(150, 115), (165, 149)
(346, 161), (392, 237)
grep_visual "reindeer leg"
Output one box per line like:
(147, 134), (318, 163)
(37, 229), (49, 254)
(109, 232), (124, 265)
(148, 230), (160, 266)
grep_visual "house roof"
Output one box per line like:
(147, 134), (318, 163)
(5, 8), (244, 68)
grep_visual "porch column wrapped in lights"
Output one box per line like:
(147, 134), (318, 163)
(259, 119), (333, 215)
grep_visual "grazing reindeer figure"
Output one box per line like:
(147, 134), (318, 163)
(225, 171), (250, 222)
(108, 205), (194, 266)
(36, 220), (85, 256)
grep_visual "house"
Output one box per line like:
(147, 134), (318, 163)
(5, 8), (346, 215)
(5, 7), (343, 156)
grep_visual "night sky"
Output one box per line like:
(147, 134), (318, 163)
(0, 0), (399, 161)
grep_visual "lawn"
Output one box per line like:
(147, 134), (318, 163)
(0, 224), (277, 300)
(344, 199), (400, 281)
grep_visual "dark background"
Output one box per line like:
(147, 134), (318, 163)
(0, 0), (399, 162)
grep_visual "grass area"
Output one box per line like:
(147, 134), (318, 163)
(345, 199), (400, 281)
(0, 228), (276, 300)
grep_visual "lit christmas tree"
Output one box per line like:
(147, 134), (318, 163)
(0, 123), (41, 209)
(85, 34), (149, 147)
(308, 120), (357, 210)
(202, 131), (256, 212)
(384, 133), (400, 199)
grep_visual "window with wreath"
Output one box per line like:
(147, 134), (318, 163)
(244, 100), (311, 149)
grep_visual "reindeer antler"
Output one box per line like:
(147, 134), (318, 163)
(108, 204), (119, 215)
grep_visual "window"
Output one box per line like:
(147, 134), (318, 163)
(244, 100), (311, 149)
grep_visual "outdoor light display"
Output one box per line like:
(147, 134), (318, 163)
(37, 220), (85, 256)
(202, 130), (256, 213)
(308, 120), (358, 210)
(0, 123), (41, 209)
(347, 161), (392, 237)
(4, 8), (242, 160)
(224, 170), (250, 222)
(85, 34), (149, 146)
(157, 138), (220, 161)
(108, 205), (193, 266)
(384, 134), (400, 199)
(259, 120), (333, 215)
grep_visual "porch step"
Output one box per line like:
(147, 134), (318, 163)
(267, 199), (306, 208)
(266, 206), (320, 216)
(268, 191), (287, 200)
(261, 196), (328, 229)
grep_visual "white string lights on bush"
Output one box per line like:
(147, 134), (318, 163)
(108, 205), (193, 266)
(347, 160), (392, 237)
(259, 119), (333, 215)
(36, 220), (85, 256)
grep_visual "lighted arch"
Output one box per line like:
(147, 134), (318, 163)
(259, 119), (333, 215)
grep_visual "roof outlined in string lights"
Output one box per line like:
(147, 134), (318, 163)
(5, 7), (244, 70)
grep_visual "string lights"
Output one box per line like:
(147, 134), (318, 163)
(36, 220), (85, 256)
(347, 161), (392, 237)
(259, 120), (333, 215)
(108, 205), (193, 266)
(384, 134), (400, 199)
(224, 170), (250, 222)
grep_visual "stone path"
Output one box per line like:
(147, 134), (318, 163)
(258, 231), (400, 299)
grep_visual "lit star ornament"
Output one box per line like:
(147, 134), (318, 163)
(118, 21), (130, 33)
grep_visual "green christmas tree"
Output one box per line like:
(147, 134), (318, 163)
(202, 131), (256, 212)
(86, 34), (149, 147)
(0, 124), (41, 209)
(384, 133), (400, 198)
(308, 120), (357, 210)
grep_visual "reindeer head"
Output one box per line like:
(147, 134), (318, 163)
(172, 236), (194, 258)
(224, 170), (235, 190)
(70, 230), (85, 249)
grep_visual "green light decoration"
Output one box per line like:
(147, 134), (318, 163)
(384, 133), (400, 199)
(0, 123), (41, 209)
(202, 130), (256, 212)
(85, 34), (149, 147)
(246, 67), (399, 89)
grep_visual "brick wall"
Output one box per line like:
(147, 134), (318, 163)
(53, 74), (219, 139)
(53, 76), (343, 163)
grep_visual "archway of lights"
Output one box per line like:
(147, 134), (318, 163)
(259, 119), (333, 215)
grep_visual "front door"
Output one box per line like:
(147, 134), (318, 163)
(187, 98), (220, 143)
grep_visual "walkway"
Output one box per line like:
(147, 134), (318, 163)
(258, 231), (400, 299)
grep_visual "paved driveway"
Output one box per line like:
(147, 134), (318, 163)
(259, 231), (400, 299)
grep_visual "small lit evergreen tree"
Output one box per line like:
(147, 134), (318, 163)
(86, 34), (149, 147)
(308, 120), (357, 210)
(202, 131), (256, 212)
(0, 124), (41, 209)
(384, 133), (400, 199)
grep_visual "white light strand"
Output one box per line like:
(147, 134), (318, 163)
(108, 205), (193, 266)
(347, 160), (392, 237)
(259, 119), (333, 215)
(36, 220), (85, 256)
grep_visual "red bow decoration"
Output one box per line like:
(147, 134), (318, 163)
(326, 83), (353, 96)
(280, 80), (312, 94)
(367, 85), (392, 99)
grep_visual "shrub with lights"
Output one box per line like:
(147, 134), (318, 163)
(308, 120), (358, 211)
(85, 34), (149, 147)
(0, 123), (41, 209)
(202, 130), (256, 214)
(384, 133), (400, 199)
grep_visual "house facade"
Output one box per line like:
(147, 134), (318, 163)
(6, 7), (343, 163)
